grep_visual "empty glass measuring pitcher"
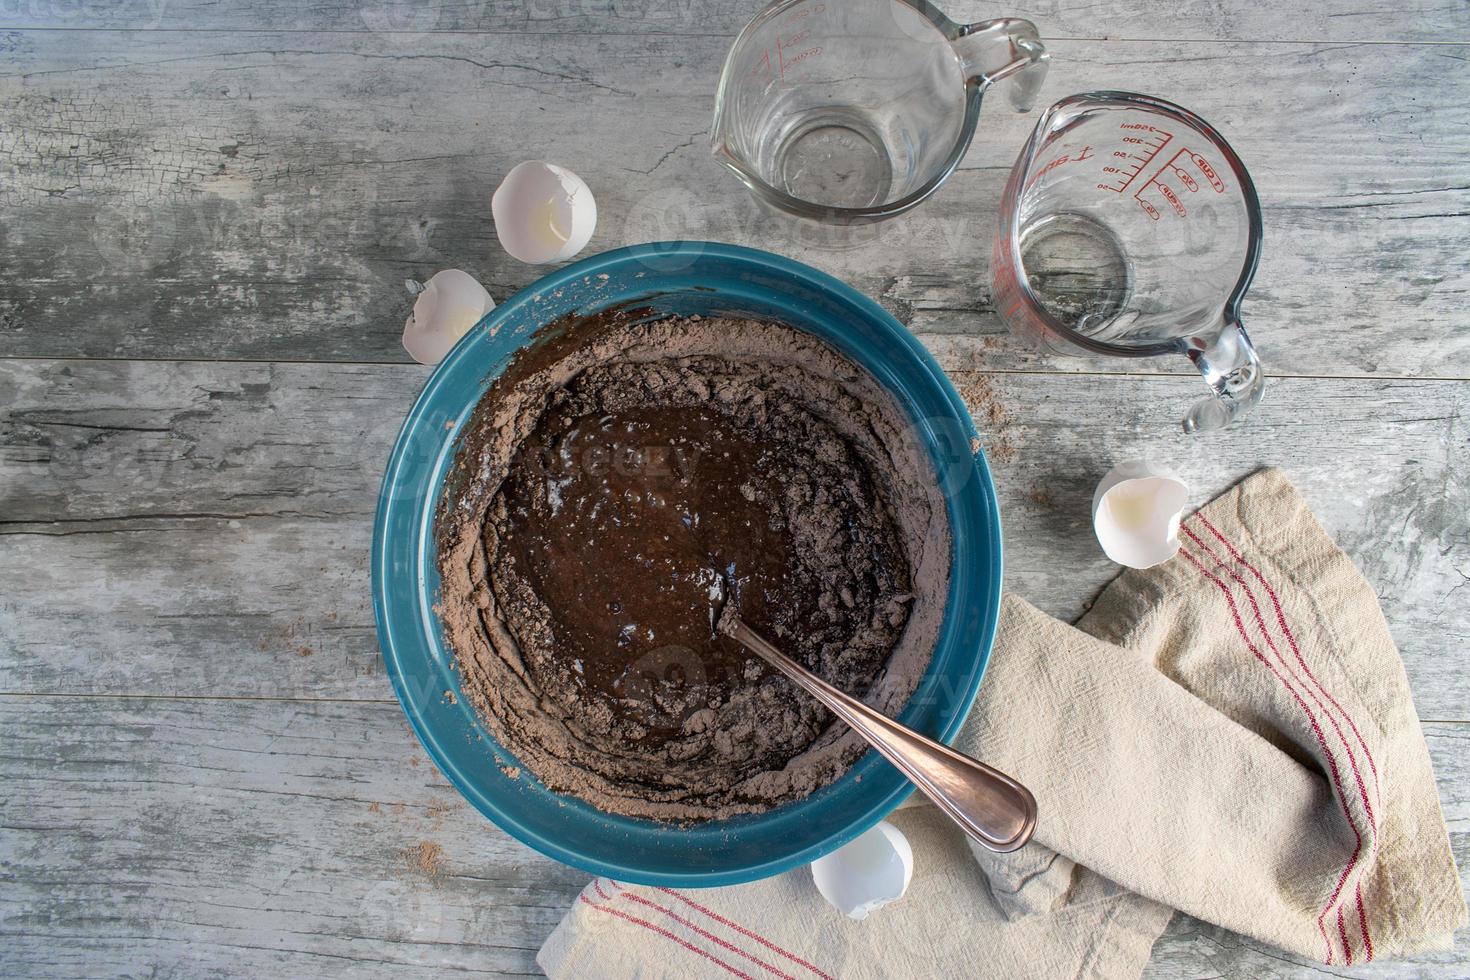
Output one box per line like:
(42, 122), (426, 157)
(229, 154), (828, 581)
(992, 92), (1265, 431)
(712, 0), (1049, 222)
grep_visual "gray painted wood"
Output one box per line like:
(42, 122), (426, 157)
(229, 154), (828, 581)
(0, 696), (1465, 978)
(3, 358), (1467, 719)
(0, 0), (1465, 43)
(1, 30), (1467, 376)
(0, 695), (586, 977)
(1, 3), (1466, 976)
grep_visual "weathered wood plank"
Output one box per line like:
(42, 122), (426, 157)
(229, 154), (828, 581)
(0, 358), (422, 522)
(1, 32), (1466, 375)
(1, 5), (1464, 979)
(0, 514), (386, 696)
(0, 695), (586, 978)
(3, 359), (1466, 717)
(0, 696), (1463, 977)
(0, 0), (1464, 43)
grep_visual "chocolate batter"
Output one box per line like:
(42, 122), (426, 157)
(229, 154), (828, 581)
(436, 312), (950, 821)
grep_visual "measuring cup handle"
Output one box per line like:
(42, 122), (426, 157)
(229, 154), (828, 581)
(1184, 319), (1266, 432)
(954, 18), (1050, 113)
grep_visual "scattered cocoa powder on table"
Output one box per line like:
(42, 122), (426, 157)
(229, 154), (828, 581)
(402, 841), (445, 878)
(954, 372), (1015, 464)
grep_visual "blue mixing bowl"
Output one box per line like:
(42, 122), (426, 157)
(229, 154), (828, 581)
(372, 242), (1002, 886)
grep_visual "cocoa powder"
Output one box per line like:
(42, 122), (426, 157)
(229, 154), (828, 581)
(435, 312), (950, 821)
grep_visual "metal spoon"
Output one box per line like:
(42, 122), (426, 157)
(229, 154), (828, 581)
(726, 617), (1038, 853)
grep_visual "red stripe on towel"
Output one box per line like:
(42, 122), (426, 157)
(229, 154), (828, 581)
(1182, 525), (1380, 830)
(1189, 515), (1380, 959)
(1195, 513), (1383, 799)
(1179, 545), (1364, 966)
(1357, 881), (1375, 962)
(614, 890), (797, 980)
(579, 892), (756, 980)
(656, 887), (836, 980)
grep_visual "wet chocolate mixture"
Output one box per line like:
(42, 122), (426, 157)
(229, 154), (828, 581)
(436, 311), (950, 821)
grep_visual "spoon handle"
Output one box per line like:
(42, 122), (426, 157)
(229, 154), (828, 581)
(729, 618), (1037, 853)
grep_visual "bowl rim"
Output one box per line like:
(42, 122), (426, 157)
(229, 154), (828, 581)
(372, 241), (1002, 886)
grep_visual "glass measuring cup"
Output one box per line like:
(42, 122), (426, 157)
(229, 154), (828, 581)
(712, 0), (1049, 222)
(992, 92), (1265, 431)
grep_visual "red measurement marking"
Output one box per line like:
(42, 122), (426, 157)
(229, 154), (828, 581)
(1129, 146), (1228, 219)
(784, 45), (821, 69)
(772, 30), (821, 78)
(1160, 183), (1185, 216)
(1099, 123), (1172, 194)
(1192, 152), (1225, 191)
(762, 3), (826, 81)
(1025, 145), (1094, 191)
(750, 48), (773, 79)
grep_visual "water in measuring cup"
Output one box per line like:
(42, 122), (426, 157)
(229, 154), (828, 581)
(1018, 212), (1133, 340)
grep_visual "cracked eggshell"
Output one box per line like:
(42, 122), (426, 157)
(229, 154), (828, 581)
(492, 161), (597, 265)
(810, 820), (913, 921)
(1092, 461), (1190, 569)
(401, 270), (494, 365)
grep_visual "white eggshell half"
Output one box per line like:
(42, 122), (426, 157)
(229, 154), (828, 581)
(491, 161), (597, 265)
(1092, 461), (1190, 569)
(401, 269), (494, 365)
(810, 820), (914, 921)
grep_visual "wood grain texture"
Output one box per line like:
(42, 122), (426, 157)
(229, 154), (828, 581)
(0, 695), (584, 978)
(0, 0), (1465, 42)
(1, 30), (1467, 375)
(0, 696), (1464, 978)
(2, 3), (1467, 976)
(3, 358), (1466, 718)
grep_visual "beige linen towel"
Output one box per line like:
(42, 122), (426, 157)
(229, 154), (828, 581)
(539, 468), (1465, 978)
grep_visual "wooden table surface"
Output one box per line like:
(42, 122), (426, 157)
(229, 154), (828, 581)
(1, 0), (1466, 975)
